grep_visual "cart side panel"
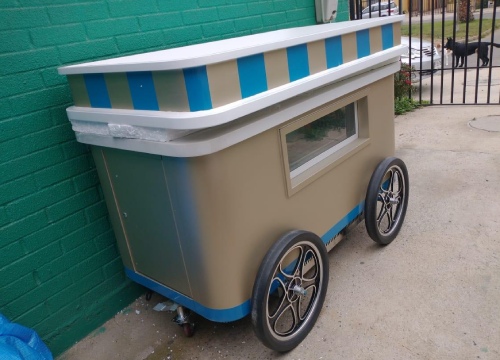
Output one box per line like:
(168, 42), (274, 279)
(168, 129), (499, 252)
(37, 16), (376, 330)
(92, 147), (134, 270)
(187, 76), (395, 310)
(160, 156), (212, 304)
(92, 147), (192, 297)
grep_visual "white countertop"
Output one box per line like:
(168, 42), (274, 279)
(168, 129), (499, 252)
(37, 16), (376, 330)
(58, 16), (403, 75)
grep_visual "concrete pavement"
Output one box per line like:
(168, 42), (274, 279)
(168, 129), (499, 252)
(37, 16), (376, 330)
(414, 66), (500, 104)
(58, 105), (500, 360)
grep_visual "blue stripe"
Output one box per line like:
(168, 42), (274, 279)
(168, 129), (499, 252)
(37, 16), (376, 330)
(287, 44), (310, 81)
(237, 53), (267, 98)
(183, 66), (212, 111)
(83, 73), (111, 108)
(356, 29), (371, 58)
(126, 71), (159, 110)
(381, 24), (394, 50)
(325, 36), (343, 69)
(321, 201), (364, 244)
(125, 268), (251, 322)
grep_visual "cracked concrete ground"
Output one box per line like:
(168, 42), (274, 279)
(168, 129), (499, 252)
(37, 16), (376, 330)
(59, 105), (500, 360)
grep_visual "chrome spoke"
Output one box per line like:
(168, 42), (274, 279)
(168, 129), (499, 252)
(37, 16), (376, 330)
(301, 249), (319, 282)
(268, 276), (289, 319)
(298, 284), (317, 321)
(273, 303), (298, 336)
(377, 202), (389, 224)
(294, 245), (306, 278)
(388, 169), (396, 192)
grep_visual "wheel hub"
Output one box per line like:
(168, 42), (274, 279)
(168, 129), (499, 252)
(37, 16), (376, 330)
(388, 196), (399, 205)
(292, 284), (307, 297)
(287, 278), (307, 300)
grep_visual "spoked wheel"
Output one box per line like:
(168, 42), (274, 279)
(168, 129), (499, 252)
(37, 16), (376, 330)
(365, 157), (409, 245)
(251, 230), (329, 352)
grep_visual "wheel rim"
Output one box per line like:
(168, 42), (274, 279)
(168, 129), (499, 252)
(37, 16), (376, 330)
(265, 241), (324, 341)
(376, 165), (406, 237)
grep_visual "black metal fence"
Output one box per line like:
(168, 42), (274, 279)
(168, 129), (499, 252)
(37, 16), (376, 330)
(349, 0), (500, 104)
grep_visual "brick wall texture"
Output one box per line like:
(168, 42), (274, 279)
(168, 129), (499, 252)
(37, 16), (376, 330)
(0, 0), (349, 356)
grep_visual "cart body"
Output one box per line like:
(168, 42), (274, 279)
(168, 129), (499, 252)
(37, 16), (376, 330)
(59, 16), (405, 323)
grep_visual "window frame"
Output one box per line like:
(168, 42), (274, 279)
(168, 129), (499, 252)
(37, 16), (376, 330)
(288, 103), (359, 178)
(279, 89), (371, 196)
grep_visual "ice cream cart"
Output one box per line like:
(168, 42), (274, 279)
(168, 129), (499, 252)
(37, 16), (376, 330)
(58, 15), (409, 352)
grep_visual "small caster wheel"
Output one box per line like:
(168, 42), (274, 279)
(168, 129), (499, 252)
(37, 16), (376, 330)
(182, 323), (195, 337)
(145, 290), (153, 301)
(173, 306), (195, 337)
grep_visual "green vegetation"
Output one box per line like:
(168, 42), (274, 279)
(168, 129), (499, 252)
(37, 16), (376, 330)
(394, 62), (422, 115)
(401, 18), (500, 41)
(395, 97), (422, 114)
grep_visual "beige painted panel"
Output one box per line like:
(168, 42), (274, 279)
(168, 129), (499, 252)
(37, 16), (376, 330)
(393, 23), (401, 46)
(307, 40), (327, 75)
(68, 74), (90, 107)
(105, 73), (133, 109)
(264, 48), (289, 89)
(207, 60), (241, 108)
(341, 32), (358, 63)
(187, 76), (396, 309)
(370, 27), (383, 54)
(153, 70), (190, 112)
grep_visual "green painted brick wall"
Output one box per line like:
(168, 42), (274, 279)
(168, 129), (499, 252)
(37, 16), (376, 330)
(0, 0), (350, 357)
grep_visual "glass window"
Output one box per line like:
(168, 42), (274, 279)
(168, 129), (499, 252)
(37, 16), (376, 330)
(285, 103), (357, 177)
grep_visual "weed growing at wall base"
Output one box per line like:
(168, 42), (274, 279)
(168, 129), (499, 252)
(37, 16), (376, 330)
(394, 62), (421, 115)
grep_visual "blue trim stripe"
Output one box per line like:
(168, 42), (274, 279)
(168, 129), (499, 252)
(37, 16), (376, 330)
(356, 29), (371, 58)
(184, 66), (213, 111)
(321, 201), (364, 244)
(287, 44), (310, 81)
(237, 53), (267, 98)
(127, 71), (159, 110)
(84, 73), (111, 108)
(125, 268), (251, 323)
(381, 24), (394, 50)
(325, 36), (343, 69)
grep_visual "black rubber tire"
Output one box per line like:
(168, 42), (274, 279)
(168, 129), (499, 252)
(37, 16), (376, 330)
(251, 230), (329, 352)
(365, 157), (409, 245)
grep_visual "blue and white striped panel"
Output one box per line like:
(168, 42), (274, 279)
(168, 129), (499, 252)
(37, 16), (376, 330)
(77, 24), (398, 112)
(237, 54), (268, 99)
(83, 73), (111, 108)
(183, 66), (213, 112)
(287, 44), (310, 81)
(127, 72), (159, 111)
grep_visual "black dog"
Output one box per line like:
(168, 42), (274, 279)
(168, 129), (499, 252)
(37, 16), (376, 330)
(444, 37), (500, 67)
